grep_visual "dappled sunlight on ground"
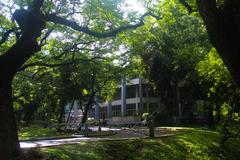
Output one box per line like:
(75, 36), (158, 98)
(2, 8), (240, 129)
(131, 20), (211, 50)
(20, 127), (189, 149)
(21, 128), (240, 160)
(19, 126), (59, 140)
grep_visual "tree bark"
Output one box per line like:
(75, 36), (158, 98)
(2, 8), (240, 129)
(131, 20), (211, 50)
(0, 75), (20, 159)
(81, 98), (94, 126)
(58, 101), (65, 125)
(216, 102), (221, 124)
(79, 93), (95, 131)
(197, 0), (240, 85)
(57, 99), (66, 131)
(207, 104), (214, 128)
(0, 4), (45, 158)
(65, 101), (74, 130)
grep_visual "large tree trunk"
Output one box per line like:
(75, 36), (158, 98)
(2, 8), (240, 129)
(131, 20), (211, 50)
(0, 75), (20, 159)
(197, 0), (240, 85)
(57, 99), (66, 131)
(81, 106), (90, 125)
(58, 102), (65, 125)
(0, 2), (45, 158)
(216, 102), (221, 124)
(207, 104), (214, 129)
(79, 93), (95, 131)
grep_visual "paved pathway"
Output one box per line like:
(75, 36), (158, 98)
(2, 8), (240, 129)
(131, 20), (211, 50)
(20, 127), (187, 149)
(20, 136), (142, 149)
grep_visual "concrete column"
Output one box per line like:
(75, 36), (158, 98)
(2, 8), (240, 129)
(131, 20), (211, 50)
(121, 78), (126, 116)
(64, 102), (70, 122)
(146, 87), (149, 113)
(94, 96), (100, 120)
(73, 100), (78, 118)
(135, 85), (139, 115)
(139, 78), (143, 115)
(107, 101), (112, 118)
(136, 103), (139, 115)
(135, 84), (138, 98)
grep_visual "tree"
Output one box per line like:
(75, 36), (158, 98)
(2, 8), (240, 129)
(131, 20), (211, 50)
(60, 56), (123, 130)
(123, 1), (210, 122)
(196, 48), (240, 143)
(196, 48), (233, 127)
(13, 64), (61, 128)
(0, 0), (154, 158)
(13, 32), (126, 131)
(179, 0), (240, 85)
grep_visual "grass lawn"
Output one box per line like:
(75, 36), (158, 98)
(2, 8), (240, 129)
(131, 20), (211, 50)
(27, 128), (240, 160)
(19, 126), (73, 141)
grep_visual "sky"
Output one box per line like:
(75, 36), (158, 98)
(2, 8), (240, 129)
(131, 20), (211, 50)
(125, 0), (146, 14)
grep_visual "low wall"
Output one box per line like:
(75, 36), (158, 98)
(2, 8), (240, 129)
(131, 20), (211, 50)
(109, 116), (141, 122)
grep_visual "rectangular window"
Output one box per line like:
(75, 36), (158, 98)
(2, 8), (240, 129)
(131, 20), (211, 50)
(113, 88), (121, 100)
(126, 85), (137, 98)
(142, 85), (157, 97)
(112, 105), (121, 117)
(126, 104), (136, 116)
(100, 107), (107, 119)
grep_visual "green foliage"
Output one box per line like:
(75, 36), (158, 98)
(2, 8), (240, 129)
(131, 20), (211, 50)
(196, 48), (233, 98)
(121, 1), (211, 118)
(36, 129), (240, 160)
(196, 48), (240, 142)
(1, 0), (147, 127)
(128, 1), (210, 87)
(142, 112), (150, 120)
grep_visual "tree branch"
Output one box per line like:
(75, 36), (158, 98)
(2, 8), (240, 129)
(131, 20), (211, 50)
(196, 0), (219, 45)
(44, 12), (158, 38)
(196, 0), (218, 17)
(0, 0), (46, 75)
(0, 29), (14, 46)
(31, 0), (45, 12)
(179, 0), (196, 14)
(53, 40), (96, 60)
(18, 56), (105, 71)
(19, 61), (76, 71)
(40, 28), (53, 47)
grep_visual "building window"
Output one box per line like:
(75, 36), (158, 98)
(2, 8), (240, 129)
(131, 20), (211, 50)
(112, 105), (121, 117)
(142, 85), (157, 97)
(126, 104), (136, 116)
(113, 88), (121, 100)
(126, 85), (136, 98)
(100, 107), (107, 119)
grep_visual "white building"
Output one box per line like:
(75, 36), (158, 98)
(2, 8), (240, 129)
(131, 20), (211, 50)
(65, 78), (207, 125)
(65, 78), (163, 124)
(94, 78), (163, 122)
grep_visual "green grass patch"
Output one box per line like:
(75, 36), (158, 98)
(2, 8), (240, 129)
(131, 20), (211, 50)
(19, 126), (73, 141)
(34, 128), (240, 160)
